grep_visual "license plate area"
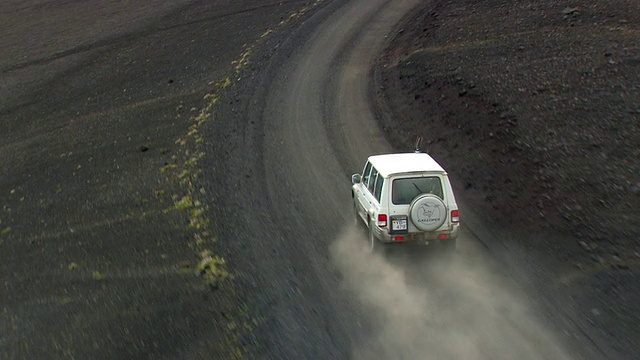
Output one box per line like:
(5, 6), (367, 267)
(389, 215), (408, 234)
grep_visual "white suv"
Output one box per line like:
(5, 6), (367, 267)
(351, 152), (459, 252)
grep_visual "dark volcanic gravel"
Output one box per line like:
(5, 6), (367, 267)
(374, 0), (640, 357)
(0, 1), (325, 358)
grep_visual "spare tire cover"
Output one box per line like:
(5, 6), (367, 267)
(409, 194), (447, 231)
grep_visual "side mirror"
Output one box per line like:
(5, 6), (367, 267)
(351, 174), (361, 185)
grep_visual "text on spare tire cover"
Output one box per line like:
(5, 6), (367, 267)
(416, 203), (443, 225)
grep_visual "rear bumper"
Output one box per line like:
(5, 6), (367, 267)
(373, 224), (459, 244)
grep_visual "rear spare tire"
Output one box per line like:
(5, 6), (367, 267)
(409, 194), (447, 231)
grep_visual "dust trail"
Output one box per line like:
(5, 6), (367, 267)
(330, 227), (572, 360)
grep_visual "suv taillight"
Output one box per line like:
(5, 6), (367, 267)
(377, 214), (387, 227)
(451, 210), (459, 223)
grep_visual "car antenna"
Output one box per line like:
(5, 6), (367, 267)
(414, 136), (423, 153)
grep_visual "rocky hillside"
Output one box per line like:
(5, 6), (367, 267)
(376, 0), (640, 267)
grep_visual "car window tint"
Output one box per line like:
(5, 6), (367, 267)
(362, 162), (372, 188)
(392, 177), (443, 204)
(368, 168), (379, 194)
(374, 174), (384, 202)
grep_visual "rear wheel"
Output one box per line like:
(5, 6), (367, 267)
(368, 220), (383, 254)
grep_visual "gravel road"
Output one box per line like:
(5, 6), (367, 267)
(208, 0), (603, 358)
(1, 0), (624, 358)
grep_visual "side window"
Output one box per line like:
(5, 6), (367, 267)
(374, 174), (384, 202)
(368, 168), (379, 194)
(362, 162), (372, 188)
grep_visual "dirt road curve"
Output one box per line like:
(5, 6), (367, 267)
(210, 0), (605, 359)
(1, 0), (622, 358)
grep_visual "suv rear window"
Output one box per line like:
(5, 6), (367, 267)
(392, 177), (443, 204)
